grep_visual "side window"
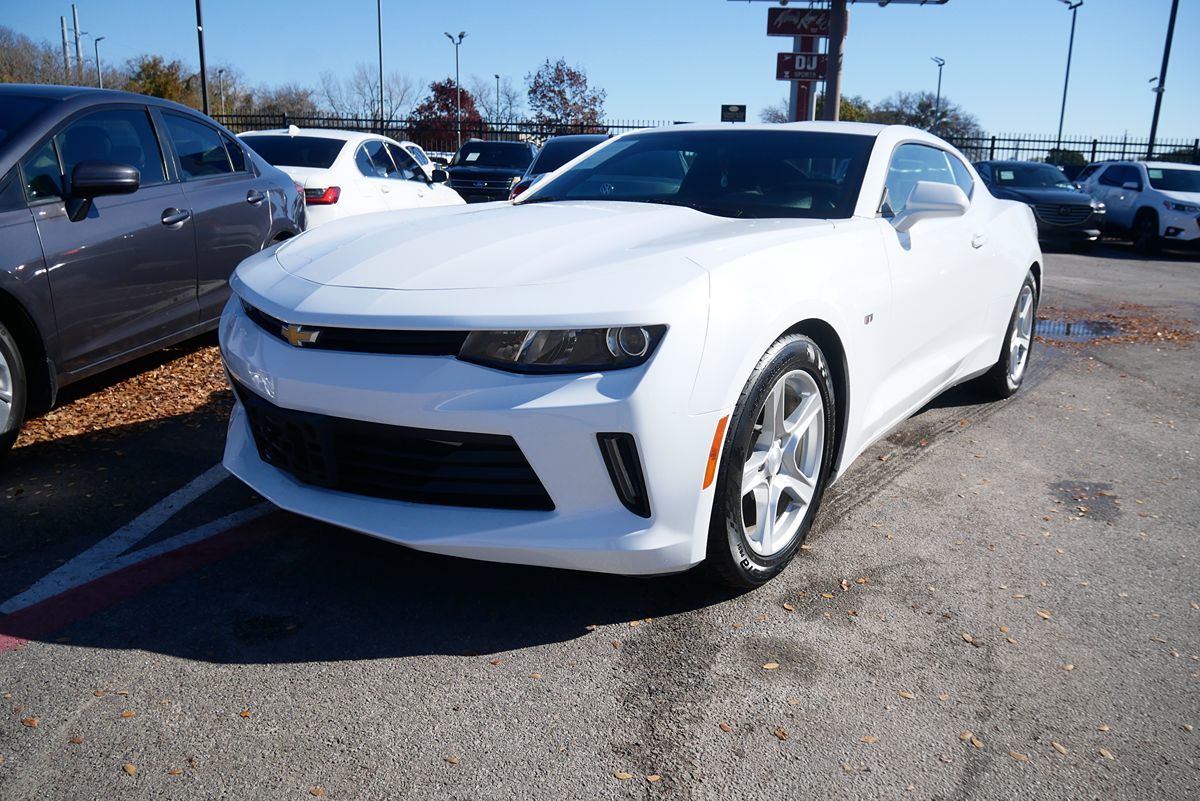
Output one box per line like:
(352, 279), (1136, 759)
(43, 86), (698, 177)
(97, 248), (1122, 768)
(222, 133), (247, 173)
(883, 143), (958, 214)
(974, 163), (991, 182)
(164, 113), (233, 179)
(385, 143), (424, 182)
(1097, 167), (1122, 187)
(356, 141), (394, 178)
(0, 167), (26, 212)
(947, 155), (974, 199)
(1077, 165), (1099, 182)
(405, 145), (430, 166)
(54, 108), (167, 190)
(20, 139), (63, 203)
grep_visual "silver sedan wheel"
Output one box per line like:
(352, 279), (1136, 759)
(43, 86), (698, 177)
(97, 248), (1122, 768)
(0, 347), (12, 433)
(1009, 284), (1035, 385)
(740, 369), (825, 557)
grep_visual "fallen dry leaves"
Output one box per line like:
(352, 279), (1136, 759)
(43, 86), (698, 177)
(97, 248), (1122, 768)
(1099, 748), (1115, 761)
(239, 709), (252, 718)
(762, 662), (780, 670)
(646, 774), (662, 783)
(122, 763), (137, 777)
(860, 735), (878, 745)
(773, 727), (789, 741)
(613, 771), (634, 780)
(1008, 751), (1028, 762)
(20, 716), (38, 728)
(719, 722), (733, 733)
(1052, 742), (1068, 755)
(120, 710), (136, 719)
(898, 691), (915, 700)
(1037, 609), (1052, 620)
(167, 767), (183, 776)
(445, 755), (460, 765)
(68, 735), (83, 745)
(15, 343), (232, 448)
(309, 788), (326, 797)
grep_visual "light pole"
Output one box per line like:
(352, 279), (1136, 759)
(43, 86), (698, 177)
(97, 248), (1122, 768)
(1147, 0), (1179, 158)
(194, 0), (209, 115)
(218, 68), (226, 116)
(494, 73), (500, 123)
(1055, 0), (1083, 157)
(444, 31), (466, 150)
(930, 56), (945, 131)
(377, 0), (385, 131)
(93, 35), (105, 88)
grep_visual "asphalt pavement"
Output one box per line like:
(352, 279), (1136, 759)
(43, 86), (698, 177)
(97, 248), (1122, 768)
(1, 243), (1197, 800)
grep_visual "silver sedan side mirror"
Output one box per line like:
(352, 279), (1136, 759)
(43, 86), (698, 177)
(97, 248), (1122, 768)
(892, 181), (970, 232)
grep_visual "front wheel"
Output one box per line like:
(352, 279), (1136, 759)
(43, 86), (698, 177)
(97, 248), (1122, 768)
(0, 322), (28, 460)
(708, 334), (836, 588)
(1133, 210), (1161, 255)
(982, 271), (1037, 399)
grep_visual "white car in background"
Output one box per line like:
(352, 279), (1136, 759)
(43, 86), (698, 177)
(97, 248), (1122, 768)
(220, 123), (1042, 588)
(1077, 160), (1200, 254)
(240, 128), (463, 227)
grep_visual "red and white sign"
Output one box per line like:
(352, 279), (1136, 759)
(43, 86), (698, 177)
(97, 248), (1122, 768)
(766, 8), (847, 37)
(776, 53), (828, 82)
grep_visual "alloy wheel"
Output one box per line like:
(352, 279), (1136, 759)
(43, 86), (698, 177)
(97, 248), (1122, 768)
(1009, 284), (1035, 385)
(0, 347), (11, 433)
(740, 369), (825, 557)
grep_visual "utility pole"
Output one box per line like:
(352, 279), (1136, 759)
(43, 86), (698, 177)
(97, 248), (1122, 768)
(444, 32), (466, 150)
(494, 74), (500, 122)
(1147, 0), (1179, 159)
(94, 36), (106, 88)
(820, 0), (846, 121)
(931, 56), (945, 132)
(1056, 0), (1083, 157)
(195, 0), (209, 114)
(71, 5), (84, 83)
(60, 17), (70, 77)
(377, 0), (385, 131)
(218, 68), (226, 116)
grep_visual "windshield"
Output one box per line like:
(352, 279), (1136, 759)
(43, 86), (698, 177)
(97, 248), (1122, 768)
(241, 135), (345, 168)
(522, 129), (875, 219)
(1147, 167), (1200, 193)
(991, 163), (1074, 189)
(0, 97), (53, 149)
(529, 137), (606, 175)
(451, 142), (533, 169)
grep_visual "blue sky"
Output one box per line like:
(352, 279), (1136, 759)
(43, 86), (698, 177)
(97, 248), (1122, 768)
(6, 0), (1198, 139)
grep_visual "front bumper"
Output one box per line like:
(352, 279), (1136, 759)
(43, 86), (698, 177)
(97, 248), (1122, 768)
(219, 298), (724, 575)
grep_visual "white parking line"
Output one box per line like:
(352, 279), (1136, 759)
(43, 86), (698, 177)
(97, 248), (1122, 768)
(1, 464), (269, 614)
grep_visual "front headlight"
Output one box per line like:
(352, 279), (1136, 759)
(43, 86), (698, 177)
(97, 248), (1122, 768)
(1091, 200), (1106, 212)
(458, 326), (667, 373)
(1164, 200), (1200, 213)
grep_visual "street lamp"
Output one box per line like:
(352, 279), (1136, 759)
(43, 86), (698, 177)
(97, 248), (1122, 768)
(930, 56), (945, 131)
(1055, 0), (1083, 156)
(444, 31), (466, 150)
(494, 73), (500, 123)
(218, 68), (226, 116)
(377, 0), (385, 131)
(93, 35), (105, 88)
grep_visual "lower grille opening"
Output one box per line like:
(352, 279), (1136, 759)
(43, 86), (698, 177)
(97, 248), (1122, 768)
(597, 433), (651, 518)
(233, 380), (554, 512)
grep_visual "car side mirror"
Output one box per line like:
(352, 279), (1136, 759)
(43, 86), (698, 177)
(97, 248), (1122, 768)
(1122, 180), (1140, 191)
(67, 161), (140, 222)
(891, 181), (969, 233)
(431, 168), (449, 183)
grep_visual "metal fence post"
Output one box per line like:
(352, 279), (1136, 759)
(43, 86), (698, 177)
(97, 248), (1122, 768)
(1193, 138), (1199, 165)
(1090, 139), (1097, 162)
(989, 136), (996, 160)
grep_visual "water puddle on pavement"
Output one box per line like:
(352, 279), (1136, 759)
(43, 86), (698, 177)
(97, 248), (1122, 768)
(1037, 319), (1123, 343)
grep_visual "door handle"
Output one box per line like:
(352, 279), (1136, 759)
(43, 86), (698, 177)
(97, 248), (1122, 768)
(971, 232), (987, 249)
(246, 190), (266, 205)
(161, 208), (192, 226)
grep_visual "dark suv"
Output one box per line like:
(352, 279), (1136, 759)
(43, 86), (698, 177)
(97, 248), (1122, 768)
(975, 160), (1105, 248)
(446, 139), (537, 202)
(0, 85), (305, 458)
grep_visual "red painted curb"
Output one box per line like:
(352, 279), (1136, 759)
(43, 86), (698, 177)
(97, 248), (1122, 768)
(0, 511), (286, 655)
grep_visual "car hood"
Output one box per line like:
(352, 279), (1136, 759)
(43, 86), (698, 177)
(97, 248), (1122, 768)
(1160, 190), (1200, 205)
(448, 164), (526, 180)
(271, 201), (835, 291)
(992, 186), (1094, 205)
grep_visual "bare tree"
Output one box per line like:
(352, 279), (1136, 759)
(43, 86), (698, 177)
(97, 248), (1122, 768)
(319, 63), (415, 121)
(468, 74), (524, 123)
(0, 25), (79, 85)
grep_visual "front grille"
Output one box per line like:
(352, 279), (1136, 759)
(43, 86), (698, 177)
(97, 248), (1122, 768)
(243, 302), (469, 356)
(1033, 203), (1094, 226)
(233, 381), (554, 511)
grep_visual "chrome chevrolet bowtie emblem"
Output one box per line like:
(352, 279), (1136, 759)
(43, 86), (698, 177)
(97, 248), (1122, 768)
(282, 324), (320, 347)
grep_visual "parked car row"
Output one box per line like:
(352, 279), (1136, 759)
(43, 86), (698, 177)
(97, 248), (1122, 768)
(974, 156), (1200, 255)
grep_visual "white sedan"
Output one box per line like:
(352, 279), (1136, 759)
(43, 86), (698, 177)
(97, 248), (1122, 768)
(219, 122), (1042, 587)
(239, 128), (463, 228)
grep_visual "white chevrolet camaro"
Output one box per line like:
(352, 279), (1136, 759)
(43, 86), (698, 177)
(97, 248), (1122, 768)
(219, 122), (1042, 587)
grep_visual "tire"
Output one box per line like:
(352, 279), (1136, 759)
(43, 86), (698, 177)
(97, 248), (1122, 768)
(982, 271), (1038, 399)
(1133, 210), (1161, 255)
(707, 334), (837, 588)
(0, 321), (27, 460)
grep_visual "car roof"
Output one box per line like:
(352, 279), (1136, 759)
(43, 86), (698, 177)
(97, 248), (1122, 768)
(542, 134), (609, 143)
(0, 83), (157, 103)
(240, 128), (389, 145)
(975, 160), (1057, 167)
(656, 121), (889, 136)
